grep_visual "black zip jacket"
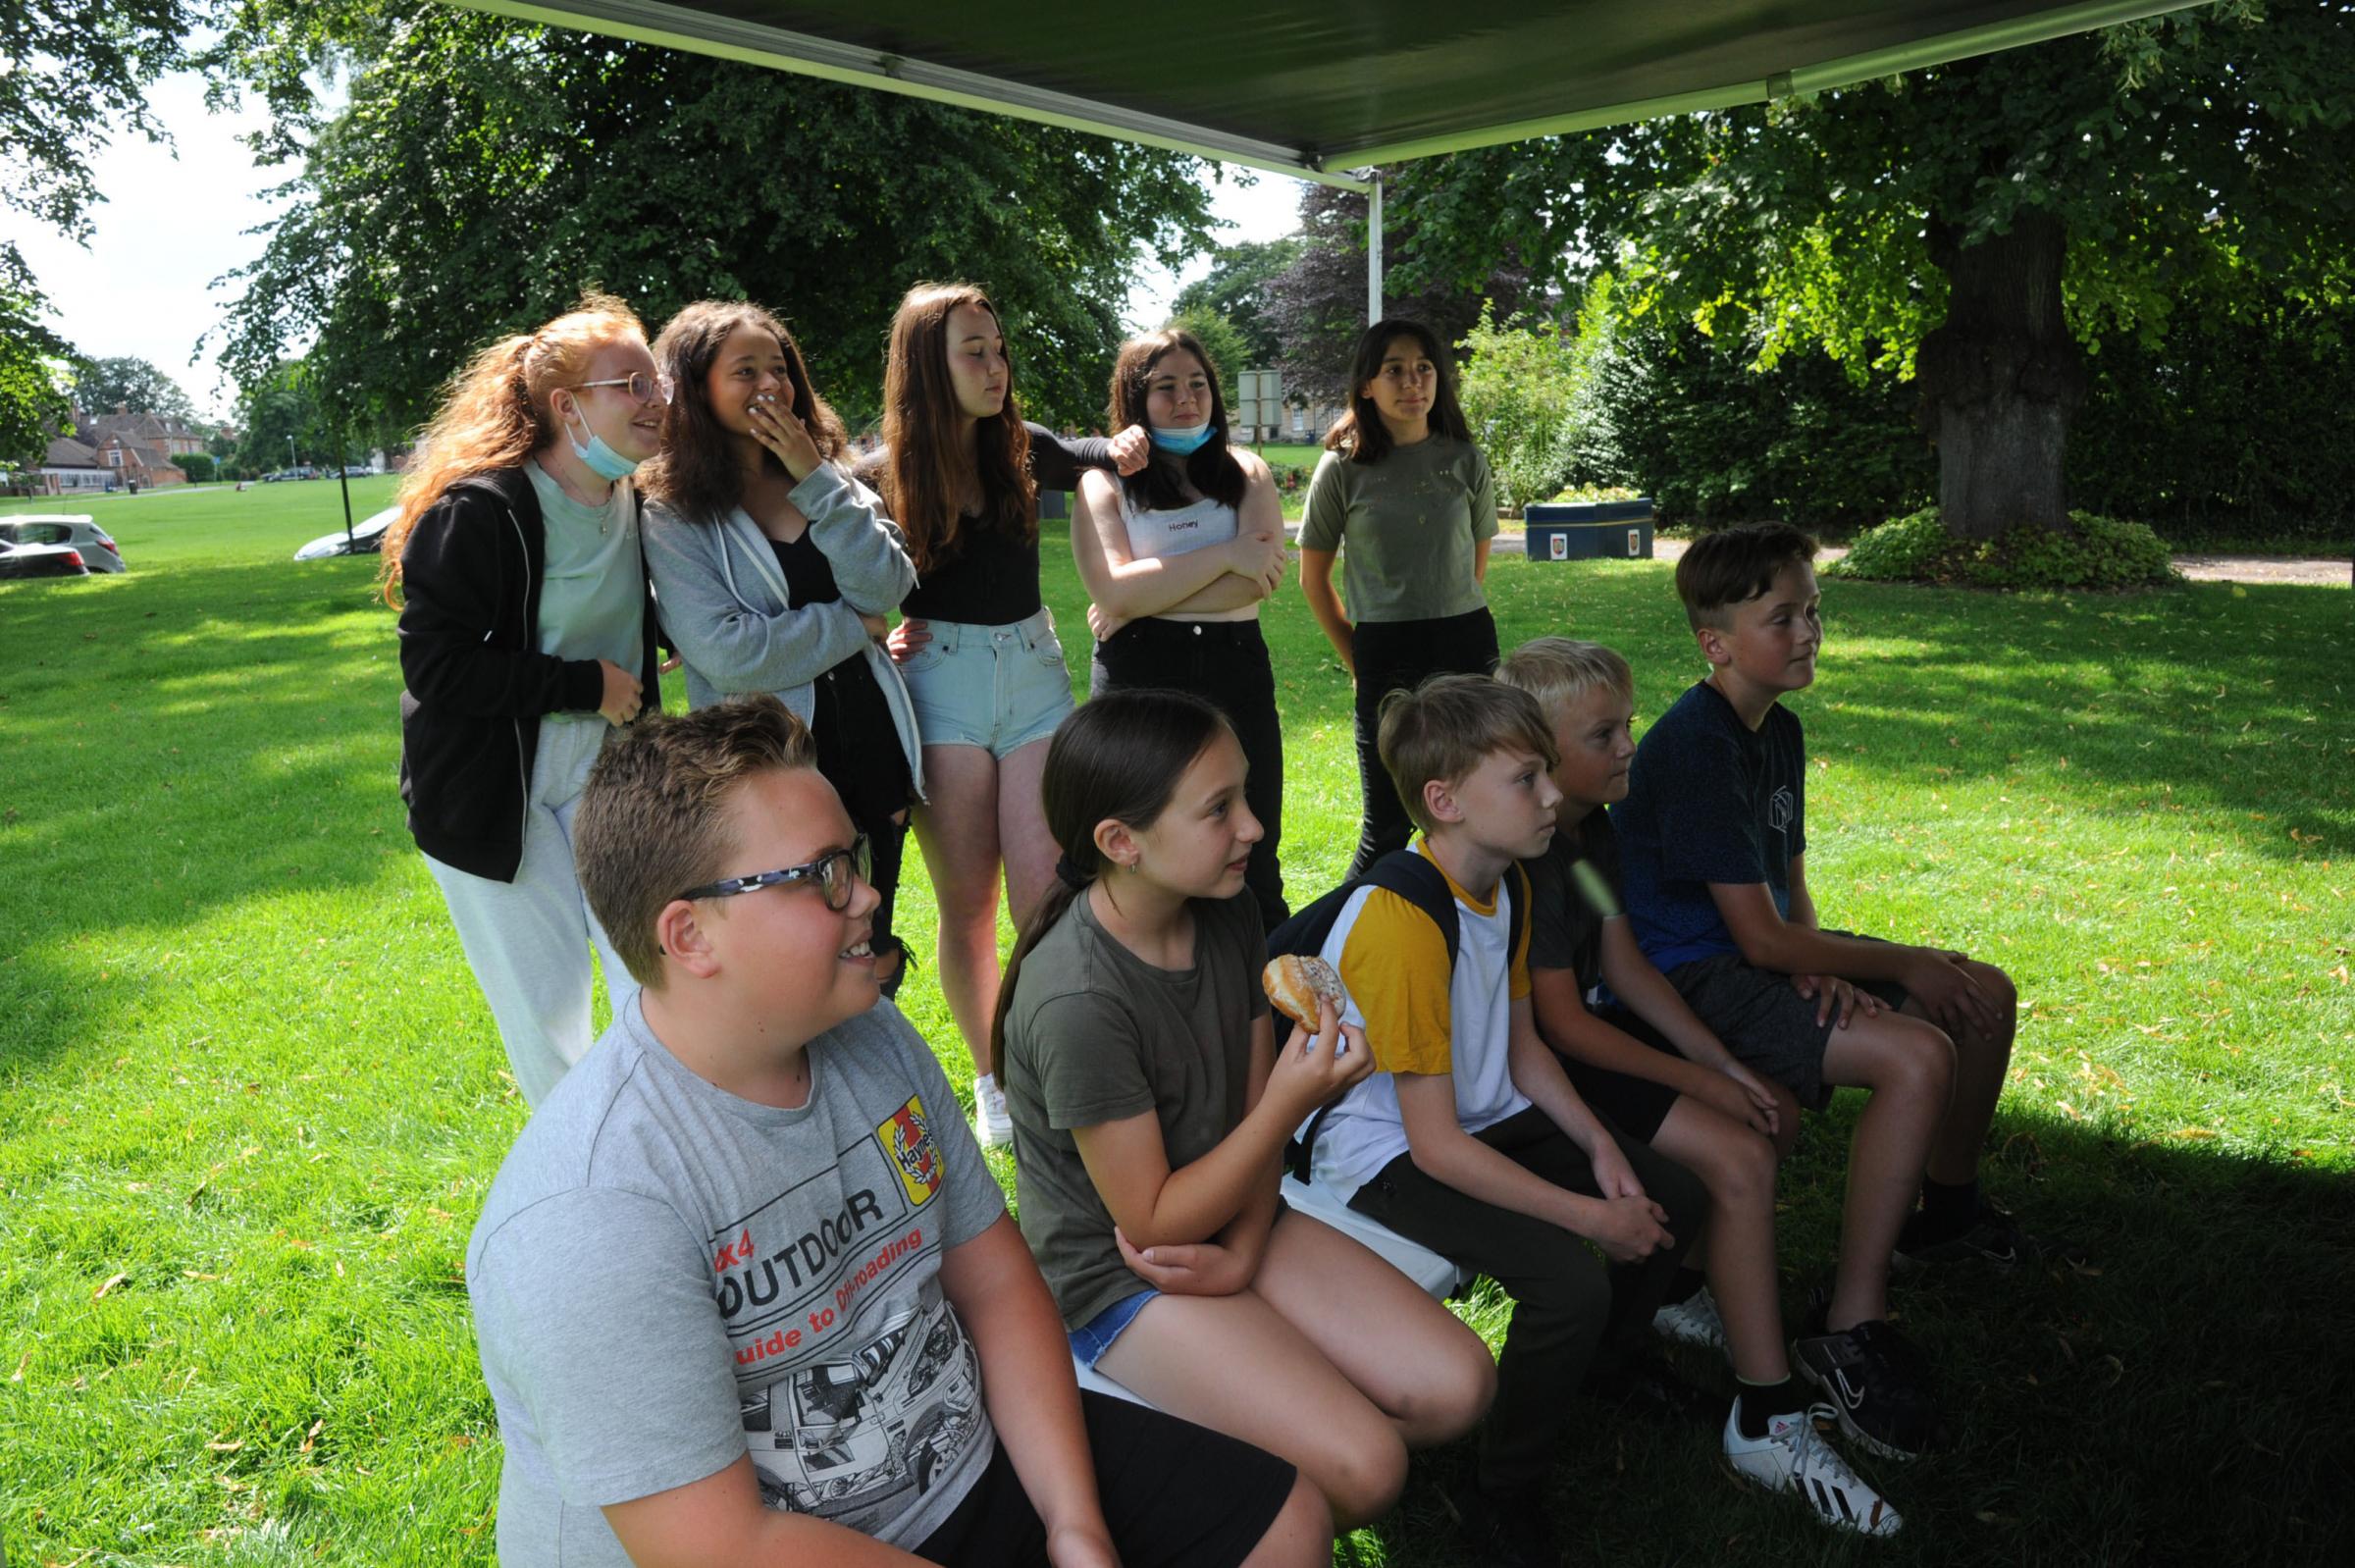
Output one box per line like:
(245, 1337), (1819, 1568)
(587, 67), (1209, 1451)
(395, 467), (662, 881)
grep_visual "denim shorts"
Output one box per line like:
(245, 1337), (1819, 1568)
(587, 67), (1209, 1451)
(1068, 1288), (1159, 1369)
(898, 605), (1075, 758)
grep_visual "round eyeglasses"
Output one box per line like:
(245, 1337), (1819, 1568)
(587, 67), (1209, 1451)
(679, 835), (870, 912)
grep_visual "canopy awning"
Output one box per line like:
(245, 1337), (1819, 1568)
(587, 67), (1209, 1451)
(464, 0), (2208, 187)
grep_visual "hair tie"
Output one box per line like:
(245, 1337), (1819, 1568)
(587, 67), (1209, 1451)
(1054, 853), (1091, 891)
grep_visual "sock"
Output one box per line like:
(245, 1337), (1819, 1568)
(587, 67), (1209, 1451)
(1907, 1176), (1979, 1244)
(973, 1071), (999, 1099)
(1659, 1266), (1706, 1308)
(1736, 1376), (1806, 1438)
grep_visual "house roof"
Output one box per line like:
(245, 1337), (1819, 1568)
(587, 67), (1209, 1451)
(43, 437), (100, 468)
(461, 0), (2208, 184)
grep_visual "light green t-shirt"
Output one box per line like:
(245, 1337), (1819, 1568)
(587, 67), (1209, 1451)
(1297, 433), (1499, 623)
(527, 462), (644, 703)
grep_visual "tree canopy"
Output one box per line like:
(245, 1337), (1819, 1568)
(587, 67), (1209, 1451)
(1389, 1), (2355, 538)
(207, 7), (1219, 437)
(1172, 236), (1302, 368)
(73, 356), (200, 423)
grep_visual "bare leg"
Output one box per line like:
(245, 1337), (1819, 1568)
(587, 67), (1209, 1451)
(1237, 1471), (1334, 1568)
(1818, 1013), (1956, 1331)
(1248, 1210), (1495, 1447)
(994, 737), (1059, 931)
(1649, 1098), (1784, 1382)
(911, 745), (1005, 1076)
(1915, 960), (2017, 1184)
(1098, 1288), (1412, 1530)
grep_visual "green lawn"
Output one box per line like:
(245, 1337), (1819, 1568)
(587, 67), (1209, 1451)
(2, 482), (2350, 1564)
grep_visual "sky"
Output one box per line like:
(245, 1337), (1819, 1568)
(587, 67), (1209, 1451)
(15, 68), (1307, 425)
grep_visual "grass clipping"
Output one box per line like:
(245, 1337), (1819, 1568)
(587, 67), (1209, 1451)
(1827, 507), (2181, 590)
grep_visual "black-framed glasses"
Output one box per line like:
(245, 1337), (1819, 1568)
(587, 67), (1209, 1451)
(573, 371), (675, 405)
(680, 836), (870, 911)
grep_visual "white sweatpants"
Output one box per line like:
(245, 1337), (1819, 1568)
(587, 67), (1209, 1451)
(424, 716), (638, 1107)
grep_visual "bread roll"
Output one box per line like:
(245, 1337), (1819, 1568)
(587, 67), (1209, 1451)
(1262, 954), (1346, 1028)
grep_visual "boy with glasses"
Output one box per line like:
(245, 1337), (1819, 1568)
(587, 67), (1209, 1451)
(463, 694), (1326, 1568)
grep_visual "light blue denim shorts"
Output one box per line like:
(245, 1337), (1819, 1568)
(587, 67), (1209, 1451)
(898, 605), (1075, 758)
(1068, 1287), (1159, 1369)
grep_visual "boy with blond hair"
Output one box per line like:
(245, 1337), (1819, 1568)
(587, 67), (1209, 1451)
(1499, 636), (1899, 1535)
(1298, 673), (1707, 1567)
(1613, 522), (2036, 1463)
(463, 695), (1328, 1568)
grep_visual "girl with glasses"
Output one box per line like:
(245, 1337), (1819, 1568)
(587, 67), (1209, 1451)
(1073, 328), (1292, 931)
(1298, 319), (1503, 877)
(641, 300), (925, 998)
(867, 282), (1144, 1147)
(383, 291), (668, 1107)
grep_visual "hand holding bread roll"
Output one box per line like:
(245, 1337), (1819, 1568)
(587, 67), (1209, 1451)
(1262, 954), (1346, 1029)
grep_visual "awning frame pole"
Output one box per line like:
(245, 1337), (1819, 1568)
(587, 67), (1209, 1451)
(1367, 175), (1384, 325)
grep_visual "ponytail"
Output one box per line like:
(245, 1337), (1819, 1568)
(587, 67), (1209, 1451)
(987, 691), (1233, 1067)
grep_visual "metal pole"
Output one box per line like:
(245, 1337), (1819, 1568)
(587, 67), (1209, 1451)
(338, 427), (355, 548)
(1367, 174), (1385, 325)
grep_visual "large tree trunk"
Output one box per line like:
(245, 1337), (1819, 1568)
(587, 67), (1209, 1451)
(1915, 211), (2083, 541)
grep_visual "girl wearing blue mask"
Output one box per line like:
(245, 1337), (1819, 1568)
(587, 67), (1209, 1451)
(1072, 329), (1292, 927)
(383, 291), (669, 1107)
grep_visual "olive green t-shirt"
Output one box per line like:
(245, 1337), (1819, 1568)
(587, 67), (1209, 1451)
(1297, 433), (1499, 623)
(999, 888), (1270, 1330)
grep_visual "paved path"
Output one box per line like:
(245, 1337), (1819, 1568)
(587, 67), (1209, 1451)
(1284, 524), (2350, 587)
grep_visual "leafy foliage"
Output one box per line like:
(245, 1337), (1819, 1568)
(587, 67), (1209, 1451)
(177, 452), (218, 484)
(207, 8), (1217, 437)
(71, 356), (199, 423)
(1171, 235), (1302, 367)
(1829, 507), (2179, 590)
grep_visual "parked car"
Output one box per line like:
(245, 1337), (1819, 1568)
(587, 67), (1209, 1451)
(340, 464), (373, 478)
(0, 539), (90, 580)
(293, 503), (397, 560)
(0, 515), (125, 572)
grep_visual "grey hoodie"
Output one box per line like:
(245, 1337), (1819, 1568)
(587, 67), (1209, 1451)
(642, 462), (925, 799)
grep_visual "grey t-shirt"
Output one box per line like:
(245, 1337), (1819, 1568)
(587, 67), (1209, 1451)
(526, 461), (646, 684)
(466, 997), (1005, 1566)
(1297, 434), (1499, 623)
(1000, 889), (1270, 1330)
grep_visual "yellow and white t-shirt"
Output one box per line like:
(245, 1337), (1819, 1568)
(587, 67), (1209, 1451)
(1302, 842), (1532, 1200)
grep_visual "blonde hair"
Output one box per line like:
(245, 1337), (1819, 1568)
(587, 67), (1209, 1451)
(380, 291), (646, 604)
(574, 696), (820, 987)
(1495, 637), (1635, 715)
(1377, 674), (1560, 836)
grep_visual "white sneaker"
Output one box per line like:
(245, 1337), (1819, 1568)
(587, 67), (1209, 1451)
(1723, 1400), (1902, 1537)
(972, 1074), (1014, 1149)
(1652, 1285), (1727, 1351)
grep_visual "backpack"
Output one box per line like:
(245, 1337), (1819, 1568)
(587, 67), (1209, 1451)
(1265, 849), (1527, 1180)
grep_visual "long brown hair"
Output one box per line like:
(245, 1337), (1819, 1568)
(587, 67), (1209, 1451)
(642, 299), (848, 524)
(989, 690), (1235, 1069)
(1323, 317), (1473, 466)
(1108, 329), (1247, 513)
(878, 282), (1034, 573)
(381, 291), (645, 604)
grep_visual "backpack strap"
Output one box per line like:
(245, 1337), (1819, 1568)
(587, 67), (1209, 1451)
(1285, 849), (1464, 1182)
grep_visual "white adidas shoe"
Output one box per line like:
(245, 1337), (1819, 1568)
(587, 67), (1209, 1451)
(972, 1074), (1014, 1149)
(1652, 1284), (1727, 1351)
(1723, 1400), (1903, 1537)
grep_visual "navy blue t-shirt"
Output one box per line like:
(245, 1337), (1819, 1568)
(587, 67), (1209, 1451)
(1612, 680), (1806, 972)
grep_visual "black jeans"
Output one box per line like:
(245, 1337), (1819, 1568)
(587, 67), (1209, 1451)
(1347, 1106), (1706, 1496)
(1347, 606), (1500, 875)
(1092, 616), (1288, 929)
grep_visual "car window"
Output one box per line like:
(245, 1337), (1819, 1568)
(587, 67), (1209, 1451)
(24, 523), (68, 545)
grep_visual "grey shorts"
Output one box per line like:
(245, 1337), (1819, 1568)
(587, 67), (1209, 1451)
(1660, 931), (1909, 1111)
(897, 606), (1075, 758)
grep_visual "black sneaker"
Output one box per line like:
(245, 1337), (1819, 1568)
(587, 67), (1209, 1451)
(1791, 1319), (1938, 1461)
(1589, 1349), (1721, 1428)
(1894, 1200), (2077, 1273)
(1452, 1480), (1558, 1568)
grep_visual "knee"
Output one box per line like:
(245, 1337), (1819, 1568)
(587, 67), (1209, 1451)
(1887, 1023), (1957, 1108)
(1308, 1423), (1408, 1530)
(1406, 1331), (1497, 1442)
(1712, 1130), (1777, 1214)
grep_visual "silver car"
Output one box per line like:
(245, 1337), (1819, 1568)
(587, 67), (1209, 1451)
(0, 514), (125, 572)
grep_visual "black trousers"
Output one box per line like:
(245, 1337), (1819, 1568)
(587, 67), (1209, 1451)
(1347, 1105), (1706, 1497)
(1347, 606), (1500, 875)
(1091, 616), (1288, 929)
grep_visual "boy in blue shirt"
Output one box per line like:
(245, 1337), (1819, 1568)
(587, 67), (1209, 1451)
(1614, 523), (2032, 1463)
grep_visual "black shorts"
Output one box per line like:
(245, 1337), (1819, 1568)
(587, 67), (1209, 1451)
(913, 1389), (1296, 1568)
(1660, 931), (1909, 1111)
(1560, 1009), (1684, 1143)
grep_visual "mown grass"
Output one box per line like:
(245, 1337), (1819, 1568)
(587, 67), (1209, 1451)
(2, 481), (2350, 1564)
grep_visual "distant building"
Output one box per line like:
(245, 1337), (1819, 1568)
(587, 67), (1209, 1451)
(34, 436), (109, 496)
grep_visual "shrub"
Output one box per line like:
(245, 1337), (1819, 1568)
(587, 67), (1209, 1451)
(178, 453), (217, 483)
(1828, 508), (2181, 590)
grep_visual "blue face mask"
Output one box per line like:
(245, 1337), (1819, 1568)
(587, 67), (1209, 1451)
(562, 401), (643, 482)
(1149, 420), (1213, 456)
